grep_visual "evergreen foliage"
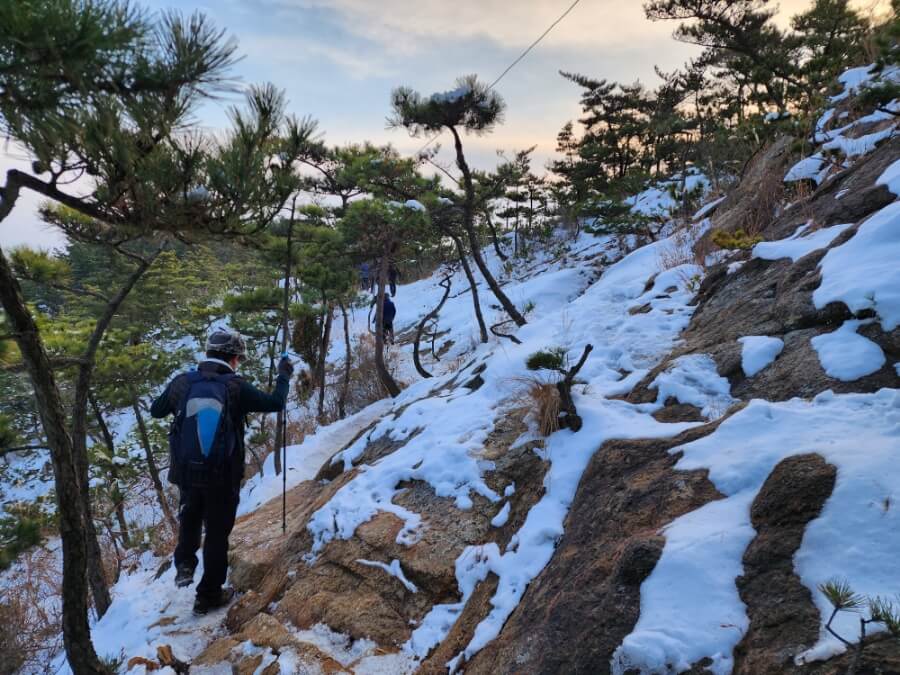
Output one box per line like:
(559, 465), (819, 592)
(710, 228), (764, 250)
(0, 0), (895, 669)
(526, 348), (567, 373)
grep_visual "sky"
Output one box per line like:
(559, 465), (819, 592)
(0, 0), (889, 249)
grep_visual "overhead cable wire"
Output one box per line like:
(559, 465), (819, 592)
(411, 0), (584, 159)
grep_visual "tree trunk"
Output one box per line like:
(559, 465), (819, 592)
(482, 207), (507, 261)
(89, 393), (130, 549)
(338, 301), (352, 419)
(316, 303), (334, 421)
(69, 248), (159, 618)
(131, 396), (177, 532)
(452, 235), (489, 344)
(413, 274), (452, 378)
(374, 252), (401, 397)
(0, 238), (107, 674)
(82, 488), (111, 618)
(449, 126), (526, 327)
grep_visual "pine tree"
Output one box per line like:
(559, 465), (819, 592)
(390, 75), (527, 327)
(0, 3), (313, 670)
(339, 199), (428, 396)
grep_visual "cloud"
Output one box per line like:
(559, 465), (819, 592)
(239, 34), (394, 79)
(233, 0), (681, 57)
(234, 0), (891, 60)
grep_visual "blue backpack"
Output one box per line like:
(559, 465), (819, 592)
(167, 371), (240, 488)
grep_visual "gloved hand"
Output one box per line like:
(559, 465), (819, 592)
(277, 356), (294, 378)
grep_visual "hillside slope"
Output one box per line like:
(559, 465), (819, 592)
(77, 65), (899, 675)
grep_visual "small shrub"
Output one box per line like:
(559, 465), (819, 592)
(0, 504), (49, 570)
(522, 343), (593, 434)
(526, 347), (566, 372)
(0, 547), (64, 673)
(290, 305), (322, 368)
(711, 228), (764, 250)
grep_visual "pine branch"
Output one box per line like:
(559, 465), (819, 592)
(0, 445), (49, 457)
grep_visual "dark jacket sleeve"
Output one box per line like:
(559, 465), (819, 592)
(238, 373), (289, 414)
(150, 381), (174, 419)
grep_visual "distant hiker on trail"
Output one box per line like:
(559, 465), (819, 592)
(383, 296), (396, 344)
(359, 261), (370, 291)
(388, 262), (401, 296)
(150, 328), (293, 616)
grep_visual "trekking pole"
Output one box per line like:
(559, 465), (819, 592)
(281, 197), (296, 535)
(282, 351), (288, 535)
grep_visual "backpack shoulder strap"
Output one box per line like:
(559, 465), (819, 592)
(168, 372), (196, 413)
(223, 374), (242, 413)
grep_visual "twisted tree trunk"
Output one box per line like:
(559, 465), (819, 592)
(449, 126), (526, 327)
(0, 239), (107, 673)
(452, 235), (489, 344)
(413, 273), (452, 378)
(70, 251), (158, 618)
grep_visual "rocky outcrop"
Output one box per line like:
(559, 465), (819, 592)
(733, 454), (836, 672)
(463, 423), (724, 674)
(628, 137), (900, 409)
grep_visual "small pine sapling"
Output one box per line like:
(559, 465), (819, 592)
(525, 344), (593, 432)
(817, 577), (900, 674)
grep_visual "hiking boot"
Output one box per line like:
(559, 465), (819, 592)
(174, 564), (195, 588)
(192, 587), (235, 616)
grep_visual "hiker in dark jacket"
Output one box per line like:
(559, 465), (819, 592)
(150, 328), (293, 615)
(382, 296), (396, 344)
(359, 261), (370, 291)
(388, 262), (400, 297)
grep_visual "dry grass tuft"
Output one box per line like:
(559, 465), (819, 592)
(329, 333), (400, 417)
(0, 547), (63, 673)
(511, 376), (561, 437)
(740, 159), (786, 236)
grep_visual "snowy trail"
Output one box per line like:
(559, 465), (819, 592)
(238, 398), (393, 517)
(49, 398), (394, 673)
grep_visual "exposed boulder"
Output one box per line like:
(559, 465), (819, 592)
(733, 453), (837, 672)
(463, 423), (723, 674)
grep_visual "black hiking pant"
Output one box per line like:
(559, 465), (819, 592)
(173, 481), (240, 598)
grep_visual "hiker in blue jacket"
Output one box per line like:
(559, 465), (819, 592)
(150, 328), (293, 615)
